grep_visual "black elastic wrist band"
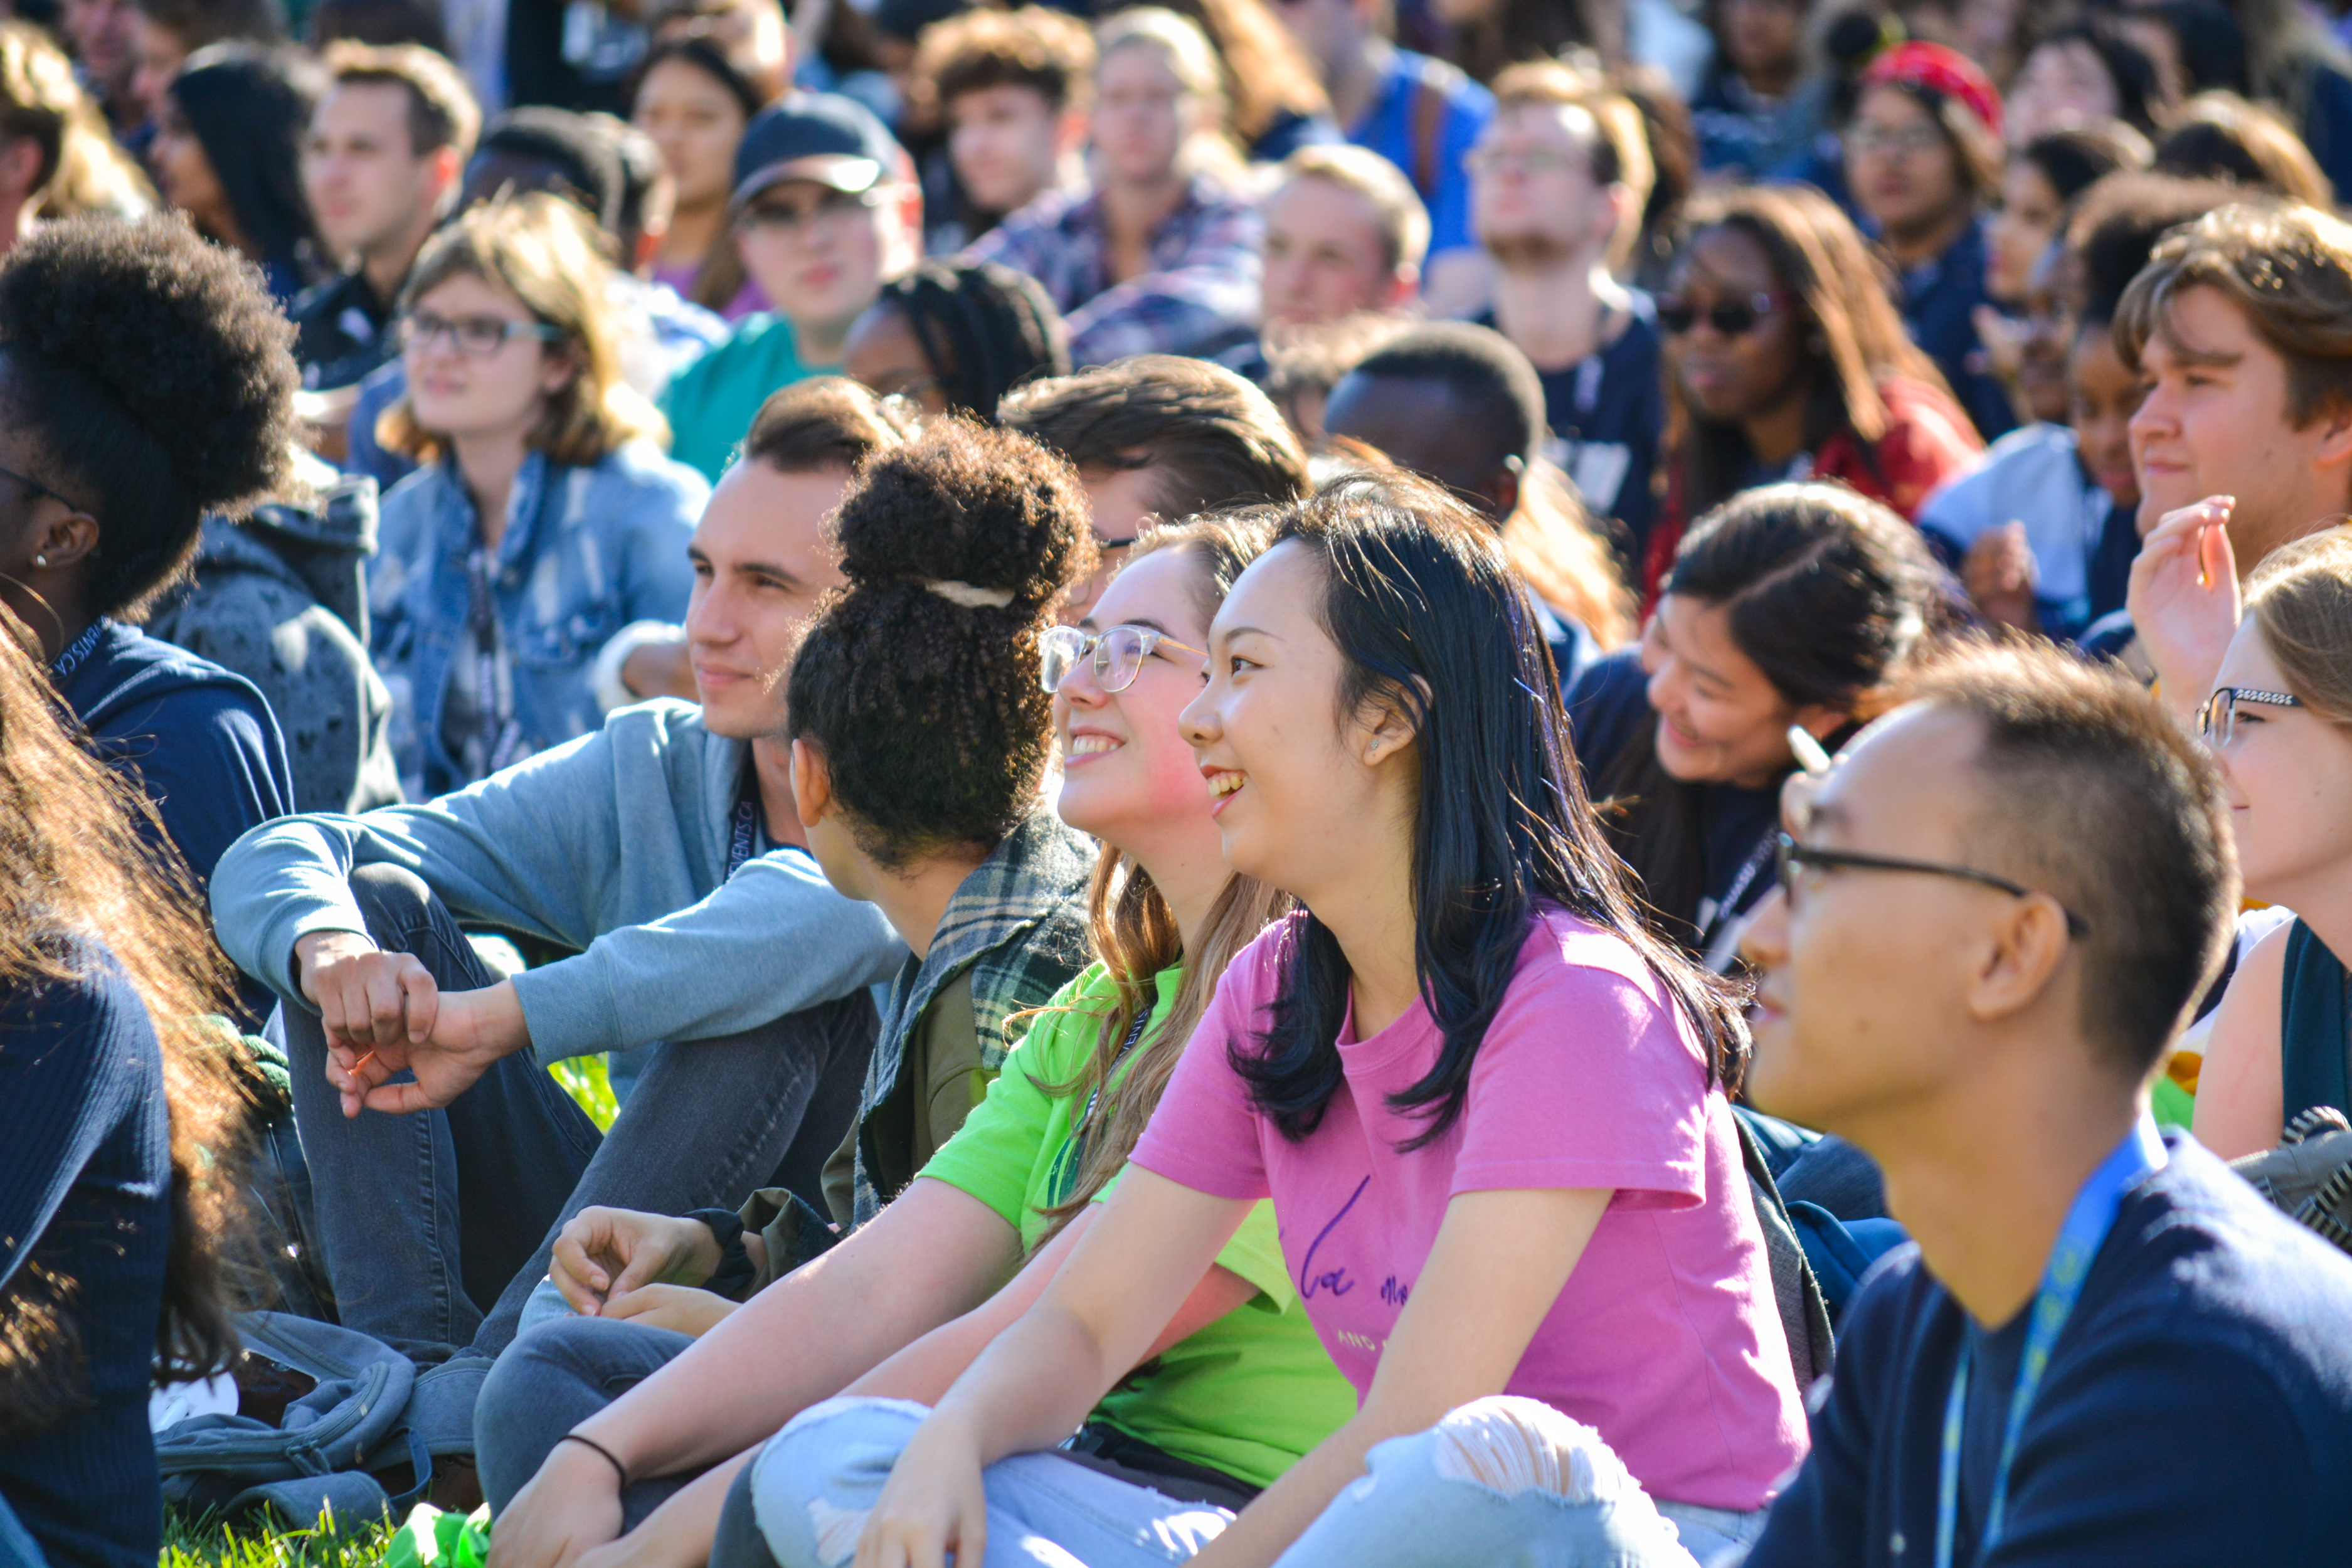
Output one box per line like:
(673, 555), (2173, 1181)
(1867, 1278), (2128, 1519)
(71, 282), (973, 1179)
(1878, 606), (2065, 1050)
(687, 1206), (755, 1298)
(559, 1431), (630, 1488)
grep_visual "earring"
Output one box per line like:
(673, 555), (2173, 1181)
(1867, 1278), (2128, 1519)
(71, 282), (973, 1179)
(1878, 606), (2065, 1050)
(32, 554), (44, 567)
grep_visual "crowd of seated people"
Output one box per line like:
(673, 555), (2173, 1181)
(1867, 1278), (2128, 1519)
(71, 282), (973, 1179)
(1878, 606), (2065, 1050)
(19, 0), (2352, 1564)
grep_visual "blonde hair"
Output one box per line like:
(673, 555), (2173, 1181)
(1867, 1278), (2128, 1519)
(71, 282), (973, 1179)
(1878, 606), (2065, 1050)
(2246, 526), (2352, 723)
(0, 22), (153, 219)
(1489, 60), (1655, 274)
(1278, 142), (1431, 275)
(378, 193), (667, 467)
(1093, 7), (1242, 179)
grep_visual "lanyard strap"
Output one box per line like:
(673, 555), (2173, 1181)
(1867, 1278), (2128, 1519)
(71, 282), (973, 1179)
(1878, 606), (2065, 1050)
(1693, 825), (1780, 957)
(1935, 1116), (2167, 1568)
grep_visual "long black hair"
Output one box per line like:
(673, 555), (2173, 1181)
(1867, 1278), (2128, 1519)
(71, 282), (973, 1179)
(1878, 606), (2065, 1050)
(1597, 482), (1949, 946)
(167, 43), (322, 280)
(1233, 472), (1746, 1148)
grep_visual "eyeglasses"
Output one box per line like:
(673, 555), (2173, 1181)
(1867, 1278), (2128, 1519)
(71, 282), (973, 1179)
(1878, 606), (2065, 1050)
(1774, 832), (2090, 937)
(398, 312), (567, 358)
(1041, 623), (1206, 694)
(0, 460), (82, 513)
(1657, 292), (1794, 337)
(1846, 122), (1947, 158)
(2200, 686), (2303, 748)
(1464, 145), (1591, 180)
(741, 187), (887, 238)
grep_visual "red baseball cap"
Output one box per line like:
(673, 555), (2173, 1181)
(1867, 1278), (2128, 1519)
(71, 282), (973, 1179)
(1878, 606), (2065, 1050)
(1861, 41), (2002, 141)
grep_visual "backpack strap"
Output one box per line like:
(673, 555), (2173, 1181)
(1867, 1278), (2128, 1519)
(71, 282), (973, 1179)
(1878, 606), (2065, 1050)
(1731, 1108), (1835, 1387)
(2281, 919), (2352, 1126)
(1409, 61), (1458, 198)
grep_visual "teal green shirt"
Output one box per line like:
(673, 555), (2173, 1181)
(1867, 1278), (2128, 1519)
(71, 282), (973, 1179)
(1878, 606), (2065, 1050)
(919, 962), (1355, 1491)
(659, 314), (830, 482)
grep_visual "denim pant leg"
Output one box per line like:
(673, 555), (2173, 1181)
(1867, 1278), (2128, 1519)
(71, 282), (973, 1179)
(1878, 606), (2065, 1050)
(1269, 1397), (1706, 1568)
(473, 1315), (700, 1525)
(746, 1398), (1235, 1568)
(278, 864), (604, 1356)
(465, 988), (877, 1357)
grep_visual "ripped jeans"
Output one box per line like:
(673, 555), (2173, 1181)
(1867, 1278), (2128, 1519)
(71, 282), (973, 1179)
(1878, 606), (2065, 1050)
(736, 1396), (1761, 1568)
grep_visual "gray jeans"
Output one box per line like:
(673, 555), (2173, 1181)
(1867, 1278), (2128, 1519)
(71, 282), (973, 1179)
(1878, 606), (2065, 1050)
(279, 863), (876, 1367)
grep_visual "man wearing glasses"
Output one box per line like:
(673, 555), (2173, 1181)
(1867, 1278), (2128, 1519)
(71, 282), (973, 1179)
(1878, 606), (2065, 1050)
(663, 94), (922, 482)
(1732, 640), (2352, 1566)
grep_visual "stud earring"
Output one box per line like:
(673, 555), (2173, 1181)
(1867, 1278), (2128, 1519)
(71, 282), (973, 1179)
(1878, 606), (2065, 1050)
(32, 554), (45, 567)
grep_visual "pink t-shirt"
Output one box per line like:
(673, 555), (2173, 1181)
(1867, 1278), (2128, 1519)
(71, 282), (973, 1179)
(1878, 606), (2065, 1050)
(1128, 907), (1809, 1512)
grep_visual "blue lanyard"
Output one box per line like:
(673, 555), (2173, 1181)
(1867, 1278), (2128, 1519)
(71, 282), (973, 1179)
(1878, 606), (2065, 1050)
(1935, 1116), (2167, 1568)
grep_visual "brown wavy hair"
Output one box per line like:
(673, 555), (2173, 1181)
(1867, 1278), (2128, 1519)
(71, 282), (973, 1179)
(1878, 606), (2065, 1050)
(0, 613), (249, 1432)
(1032, 511), (1291, 1230)
(378, 193), (668, 467)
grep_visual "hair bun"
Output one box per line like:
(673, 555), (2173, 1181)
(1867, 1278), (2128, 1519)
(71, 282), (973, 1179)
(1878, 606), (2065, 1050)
(833, 418), (1094, 617)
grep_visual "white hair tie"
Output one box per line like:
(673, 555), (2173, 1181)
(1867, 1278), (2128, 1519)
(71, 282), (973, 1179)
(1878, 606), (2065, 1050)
(924, 580), (1015, 609)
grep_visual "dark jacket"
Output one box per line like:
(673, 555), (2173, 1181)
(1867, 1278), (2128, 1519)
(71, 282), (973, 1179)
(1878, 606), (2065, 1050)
(147, 479), (401, 817)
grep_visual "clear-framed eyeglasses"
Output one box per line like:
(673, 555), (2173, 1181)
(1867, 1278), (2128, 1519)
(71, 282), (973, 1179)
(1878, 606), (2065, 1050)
(1040, 623), (1206, 695)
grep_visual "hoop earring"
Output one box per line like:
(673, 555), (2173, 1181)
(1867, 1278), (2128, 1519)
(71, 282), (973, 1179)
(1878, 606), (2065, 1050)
(0, 571), (65, 650)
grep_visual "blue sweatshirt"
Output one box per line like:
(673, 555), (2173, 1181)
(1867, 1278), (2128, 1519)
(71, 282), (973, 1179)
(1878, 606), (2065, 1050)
(1747, 1136), (2352, 1566)
(210, 699), (905, 1065)
(0, 941), (172, 1568)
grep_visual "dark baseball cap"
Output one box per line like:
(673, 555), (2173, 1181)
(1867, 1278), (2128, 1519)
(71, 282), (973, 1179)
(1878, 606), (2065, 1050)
(731, 92), (906, 209)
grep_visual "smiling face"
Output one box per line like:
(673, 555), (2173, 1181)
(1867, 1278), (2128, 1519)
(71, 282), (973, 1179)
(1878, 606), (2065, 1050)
(2206, 620), (2352, 909)
(403, 272), (574, 443)
(1053, 546), (1217, 856)
(1179, 540), (1397, 899)
(948, 83), (1066, 218)
(2129, 283), (2352, 559)
(633, 56), (751, 213)
(1262, 174), (1404, 329)
(1643, 593), (1830, 787)
(2070, 324), (2142, 510)
(1663, 224), (1810, 426)
(686, 458), (850, 738)
(1741, 703), (1997, 1137)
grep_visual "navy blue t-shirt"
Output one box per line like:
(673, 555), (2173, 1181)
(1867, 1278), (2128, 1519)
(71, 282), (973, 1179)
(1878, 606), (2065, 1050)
(0, 943), (173, 1568)
(1747, 1137), (2352, 1566)
(1478, 294), (1665, 563)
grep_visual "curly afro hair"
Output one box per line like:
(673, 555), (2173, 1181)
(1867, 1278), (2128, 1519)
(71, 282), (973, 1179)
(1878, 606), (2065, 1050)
(0, 215), (298, 620)
(787, 417), (1095, 867)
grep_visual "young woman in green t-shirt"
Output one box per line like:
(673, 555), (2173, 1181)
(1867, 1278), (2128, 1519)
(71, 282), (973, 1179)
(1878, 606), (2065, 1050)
(481, 511), (1356, 1568)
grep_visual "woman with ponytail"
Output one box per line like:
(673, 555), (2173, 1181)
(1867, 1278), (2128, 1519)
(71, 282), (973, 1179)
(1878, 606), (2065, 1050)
(768, 470), (1806, 1568)
(480, 464), (1355, 1568)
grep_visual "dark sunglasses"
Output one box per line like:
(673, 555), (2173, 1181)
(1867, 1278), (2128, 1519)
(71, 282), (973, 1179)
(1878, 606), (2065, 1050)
(1656, 291), (1794, 337)
(1774, 832), (2090, 937)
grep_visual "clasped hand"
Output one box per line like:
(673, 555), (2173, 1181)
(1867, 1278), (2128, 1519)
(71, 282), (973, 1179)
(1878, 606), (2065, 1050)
(294, 931), (526, 1116)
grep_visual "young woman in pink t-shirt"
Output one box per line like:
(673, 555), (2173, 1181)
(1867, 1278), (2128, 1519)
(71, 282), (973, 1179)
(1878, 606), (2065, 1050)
(747, 472), (1808, 1568)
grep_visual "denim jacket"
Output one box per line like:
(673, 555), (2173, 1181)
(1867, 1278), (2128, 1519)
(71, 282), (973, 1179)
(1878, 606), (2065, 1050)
(369, 442), (707, 797)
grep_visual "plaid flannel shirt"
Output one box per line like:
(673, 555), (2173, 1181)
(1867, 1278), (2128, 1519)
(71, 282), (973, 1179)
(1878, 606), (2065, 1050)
(850, 805), (1097, 1223)
(963, 174), (1264, 364)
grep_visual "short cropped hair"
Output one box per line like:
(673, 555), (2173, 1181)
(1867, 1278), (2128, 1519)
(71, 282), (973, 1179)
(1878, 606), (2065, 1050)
(1350, 321), (1549, 469)
(1489, 60), (1653, 269)
(322, 39), (480, 161)
(1905, 642), (2238, 1079)
(1276, 143), (1430, 276)
(1000, 355), (1308, 519)
(914, 5), (1095, 120)
(741, 375), (918, 473)
(2115, 201), (2352, 428)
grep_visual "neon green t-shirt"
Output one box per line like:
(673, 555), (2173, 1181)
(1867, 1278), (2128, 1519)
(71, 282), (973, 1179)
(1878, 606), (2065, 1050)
(918, 961), (1355, 1491)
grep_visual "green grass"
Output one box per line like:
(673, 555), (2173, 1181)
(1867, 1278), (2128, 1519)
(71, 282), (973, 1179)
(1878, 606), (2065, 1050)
(548, 1050), (620, 1130)
(162, 1513), (396, 1568)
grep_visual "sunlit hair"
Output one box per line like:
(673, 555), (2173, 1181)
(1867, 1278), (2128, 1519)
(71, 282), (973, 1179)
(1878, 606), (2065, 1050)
(1488, 60), (1654, 273)
(1235, 471), (1747, 1147)
(0, 21), (151, 219)
(2154, 92), (2333, 208)
(322, 38), (482, 160)
(1113, 0), (1330, 155)
(1093, 6), (1240, 177)
(0, 614), (248, 1419)
(2245, 525), (2352, 724)
(379, 193), (666, 466)
(2113, 201), (2352, 430)
(1277, 142), (1431, 277)
(1031, 511), (1290, 1230)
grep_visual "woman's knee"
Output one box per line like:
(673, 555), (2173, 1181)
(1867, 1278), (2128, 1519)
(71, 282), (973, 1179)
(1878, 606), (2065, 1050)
(1421, 1396), (1645, 1505)
(748, 1398), (933, 1568)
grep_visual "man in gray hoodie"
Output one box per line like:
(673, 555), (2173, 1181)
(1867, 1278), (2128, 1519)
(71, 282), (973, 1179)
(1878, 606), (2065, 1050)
(209, 382), (913, 1428)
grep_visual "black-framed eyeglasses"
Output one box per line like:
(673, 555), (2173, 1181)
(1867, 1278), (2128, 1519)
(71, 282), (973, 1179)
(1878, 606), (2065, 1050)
(1656, 291), (1794, 337)
(0, 460), (82, 513)
(1041, 623), (1206, 694)
(1774, 832), (2090, 937)
(2200, 686), (2303, 749)
(398, 311), (567, 358)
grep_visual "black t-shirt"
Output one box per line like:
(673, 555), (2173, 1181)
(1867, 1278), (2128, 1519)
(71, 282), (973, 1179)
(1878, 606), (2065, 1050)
(290, 268), (398, 393)
(1478, 292), (1665, 563)
(1748, 1138), (2352, 1567)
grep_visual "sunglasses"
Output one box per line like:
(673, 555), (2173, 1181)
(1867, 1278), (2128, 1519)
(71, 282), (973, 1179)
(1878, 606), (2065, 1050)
(1774, 832), (2090, 937)
(2199, 686), (2303, 749)
(1656, 292), (1794, 337)
(1040, 623), (1205, 695)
